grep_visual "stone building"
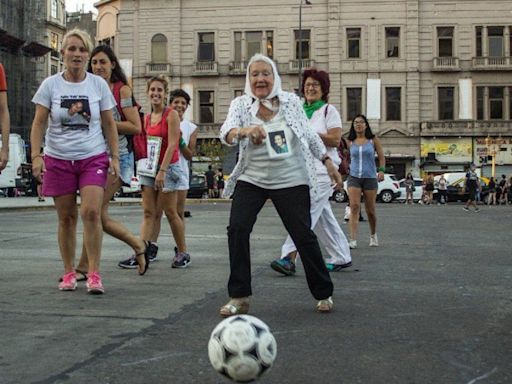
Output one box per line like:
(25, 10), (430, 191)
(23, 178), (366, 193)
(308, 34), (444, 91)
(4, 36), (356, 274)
(66, 10), (96, 44)
(0, 0), (65, 140)
(95, 0), (512, 177)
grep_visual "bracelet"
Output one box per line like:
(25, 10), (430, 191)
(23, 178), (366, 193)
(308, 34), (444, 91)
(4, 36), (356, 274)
(111, 154), (120, 159)
(377, 166), (386, 173)
(321, 156), (331, 165)
(158, 168), (167, 173)
(31, 154), (43, 161)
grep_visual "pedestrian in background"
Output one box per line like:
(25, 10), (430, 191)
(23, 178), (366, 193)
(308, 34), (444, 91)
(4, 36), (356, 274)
(219, 54), (341, 316)
(270, 68), (351, 276)
(404, 172), (415, 204)
(0, 62), (10, 172)
(463, 164), (480, 212)
(205, 165), (215, 198)
(346, 114), (385, 249)
(437, 174), (448, 205)
(487, 176), (496, 205)
(30, 29), (120, 294)
(424, 173), (434, 205)
(216, 168), (225, 197)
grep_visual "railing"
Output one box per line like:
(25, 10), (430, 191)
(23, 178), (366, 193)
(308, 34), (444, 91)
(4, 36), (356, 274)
(145, 63), (172, 74)
(229, 61), (247, 74)
(472, 56), (512, 70)
(420, 120), (512, 136)
(194, 61), (218, 74)
(289, 59), (315, 72)
(196, 123), (221, 138)
(432, 57), (460, 71)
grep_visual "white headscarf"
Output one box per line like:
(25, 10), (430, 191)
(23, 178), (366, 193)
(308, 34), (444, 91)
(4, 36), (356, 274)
(244, 54), (282, 117)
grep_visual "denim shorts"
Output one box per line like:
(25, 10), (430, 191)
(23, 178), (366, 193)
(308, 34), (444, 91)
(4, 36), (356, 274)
(118, 151), (134, 187)
(347, 175), (378, 190)
(139, 162), (188, 192)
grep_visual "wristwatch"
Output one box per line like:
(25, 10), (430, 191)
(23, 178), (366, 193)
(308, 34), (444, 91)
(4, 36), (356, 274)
(321, 155), (331, 165)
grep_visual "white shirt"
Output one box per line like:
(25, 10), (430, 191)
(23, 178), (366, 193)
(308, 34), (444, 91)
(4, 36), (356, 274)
(310, 104), (342, 179)
(178, 119), (197, 180)
(32, 72), (116, 160)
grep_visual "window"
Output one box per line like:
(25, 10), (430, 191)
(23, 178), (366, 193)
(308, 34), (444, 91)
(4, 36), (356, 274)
(199, 91), (214, 123)
(346, 88), (362, 121)
(266, 31), (274, 58)
(385, 27), (400, 58)
(234, 32), (242, 62)
(438, 87), (454, 120)
(198, 32), (215, 61)
(151, 34), (167, 63)
(294, 29), (310, 60)
(385, 87), (401, 121)
(476, 26), (482, 57)
(51, 0), (58, 19)
(488, 27), (504, 57)
(437, 27), (454, 57)
(488, 87), (503, 119)
(246, 31), (262, 59)
(51, 64), (58, 75)
(347, 28), (361, 58)
(476, 87), (484, 120)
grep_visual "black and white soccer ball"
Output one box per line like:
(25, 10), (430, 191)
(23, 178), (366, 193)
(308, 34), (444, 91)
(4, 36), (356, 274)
(208, 315), (277, 382)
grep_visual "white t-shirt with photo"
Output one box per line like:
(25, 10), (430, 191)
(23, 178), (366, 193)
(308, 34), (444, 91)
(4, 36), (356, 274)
(32, 72), (116, 160)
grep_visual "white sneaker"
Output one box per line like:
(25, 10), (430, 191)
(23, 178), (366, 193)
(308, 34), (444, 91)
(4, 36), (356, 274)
(369, 234), (379, 247)
(349, 240), (357, 249)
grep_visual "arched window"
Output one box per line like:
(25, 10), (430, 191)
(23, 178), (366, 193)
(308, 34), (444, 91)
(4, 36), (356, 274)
(151, 34), (168, 63)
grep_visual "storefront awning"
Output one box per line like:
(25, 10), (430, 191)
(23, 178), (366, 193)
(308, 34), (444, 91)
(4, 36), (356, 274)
(0, 29), (25, 52)
(22, 42), (52, 57)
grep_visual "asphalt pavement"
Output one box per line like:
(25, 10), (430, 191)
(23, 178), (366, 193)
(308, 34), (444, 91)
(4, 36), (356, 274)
(0, 198), (511, 384)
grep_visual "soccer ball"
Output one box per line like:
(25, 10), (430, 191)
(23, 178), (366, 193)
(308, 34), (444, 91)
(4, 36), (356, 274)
(208, 315), (277, 382)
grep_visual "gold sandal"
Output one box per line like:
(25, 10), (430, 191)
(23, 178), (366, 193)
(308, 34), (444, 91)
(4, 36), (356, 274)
(316, 296), (333, 313)
(219, 298), (250, 318)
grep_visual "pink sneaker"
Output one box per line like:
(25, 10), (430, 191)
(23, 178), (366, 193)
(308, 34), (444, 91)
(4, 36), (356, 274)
(58, 271), (77, 291)
(86, 272), (104, 294)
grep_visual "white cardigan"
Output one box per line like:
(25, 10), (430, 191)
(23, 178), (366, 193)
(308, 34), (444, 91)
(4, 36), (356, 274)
(220, 91), (328, 201)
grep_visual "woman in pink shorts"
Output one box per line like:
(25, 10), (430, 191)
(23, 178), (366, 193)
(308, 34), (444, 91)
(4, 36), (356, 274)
(30, 29), (120, 294)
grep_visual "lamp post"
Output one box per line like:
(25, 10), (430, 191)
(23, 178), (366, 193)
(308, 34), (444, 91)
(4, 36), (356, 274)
(485, 135), (502, 178)
(298, 0), (312, 95)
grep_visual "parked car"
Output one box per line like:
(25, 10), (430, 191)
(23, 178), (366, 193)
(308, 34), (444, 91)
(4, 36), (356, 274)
(187, 173), (207, 198)
(117, 175), (141, 197)
(396, 177), (424, 202)
(433, 177), (489, 203)
(332, 174), (401, 203)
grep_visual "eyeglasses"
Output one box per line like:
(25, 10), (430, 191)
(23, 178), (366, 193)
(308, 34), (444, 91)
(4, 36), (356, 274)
(304, 82), (321, 89)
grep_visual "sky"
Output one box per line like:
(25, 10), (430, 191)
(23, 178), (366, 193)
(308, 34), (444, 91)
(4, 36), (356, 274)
(65, 0), (98, 14)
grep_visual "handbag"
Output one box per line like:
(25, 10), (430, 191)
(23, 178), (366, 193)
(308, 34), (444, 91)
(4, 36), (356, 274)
(132, 114), (149, 160)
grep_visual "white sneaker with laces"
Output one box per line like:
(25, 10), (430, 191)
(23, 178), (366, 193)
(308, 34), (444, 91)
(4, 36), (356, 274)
(349, 240), (357, 249)
(369, 234), (379, 247)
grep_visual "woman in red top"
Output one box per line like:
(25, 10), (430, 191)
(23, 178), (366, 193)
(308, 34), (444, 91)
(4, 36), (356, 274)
(127, 75), (191, 268)
(0, 63), (10, 171)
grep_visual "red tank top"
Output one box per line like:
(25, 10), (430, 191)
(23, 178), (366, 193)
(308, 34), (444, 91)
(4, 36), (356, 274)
(145, 107), (179, 165)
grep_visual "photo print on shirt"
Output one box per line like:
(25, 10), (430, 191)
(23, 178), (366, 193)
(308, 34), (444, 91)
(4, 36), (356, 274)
(60, 96), (91, 130)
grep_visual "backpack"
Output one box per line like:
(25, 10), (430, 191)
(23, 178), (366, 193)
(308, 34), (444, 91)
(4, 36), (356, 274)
(112, 81), (145, 159)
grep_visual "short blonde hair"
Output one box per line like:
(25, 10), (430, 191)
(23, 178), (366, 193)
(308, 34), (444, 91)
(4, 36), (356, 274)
(146, 75), (169, 94)
(62, 28), (93, 54)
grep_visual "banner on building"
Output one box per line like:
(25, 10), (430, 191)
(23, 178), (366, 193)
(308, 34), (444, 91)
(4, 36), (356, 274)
(420, 138), (472, 162)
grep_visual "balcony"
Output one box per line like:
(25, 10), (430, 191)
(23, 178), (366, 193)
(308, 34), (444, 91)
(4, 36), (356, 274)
(432, 57), (460, 71)
(289, 59), (315, 72)
(145, 63), (172, 75)
(472, 56), (512, 71)
(196, 123), (221, 138)
(228, 61), (247, 75)
(193, 61), (218, 76)
(420, 120), (512, 136)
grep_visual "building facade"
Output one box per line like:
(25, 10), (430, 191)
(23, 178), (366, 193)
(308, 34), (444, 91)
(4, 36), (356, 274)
(95, 0), (512, 177)
(0, 0), (65, 140)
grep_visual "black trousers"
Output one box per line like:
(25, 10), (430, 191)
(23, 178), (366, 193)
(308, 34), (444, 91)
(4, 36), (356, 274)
(227, 181), (333, 300)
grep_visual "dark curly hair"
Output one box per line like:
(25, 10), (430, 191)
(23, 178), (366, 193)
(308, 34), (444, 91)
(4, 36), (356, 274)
(169, 88), (191, 105)
(301, 68), (330, 102)
(347, 114), (375, 141)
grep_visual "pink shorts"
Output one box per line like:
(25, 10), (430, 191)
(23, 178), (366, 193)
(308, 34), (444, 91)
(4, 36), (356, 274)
(42, 153), (109, 197)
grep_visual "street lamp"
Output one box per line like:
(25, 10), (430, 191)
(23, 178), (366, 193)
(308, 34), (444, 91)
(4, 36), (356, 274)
(298, 0), (312, 95)
(485, 135), (502, 178)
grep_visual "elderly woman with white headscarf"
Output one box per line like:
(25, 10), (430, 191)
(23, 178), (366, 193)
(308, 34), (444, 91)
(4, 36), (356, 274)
(219, 54), (342, 317)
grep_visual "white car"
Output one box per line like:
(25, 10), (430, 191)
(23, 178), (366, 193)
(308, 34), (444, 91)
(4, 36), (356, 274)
(118, 175), (142, 197)
(396, 178), (424, 202)
(332, 174), (401, 203)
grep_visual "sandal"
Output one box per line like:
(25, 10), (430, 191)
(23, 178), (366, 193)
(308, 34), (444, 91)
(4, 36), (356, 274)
(316, 296), (333, 313)
(219, 298), (250, 318)
(135, 240), (150, 276)
(58, 269), (87, 282)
